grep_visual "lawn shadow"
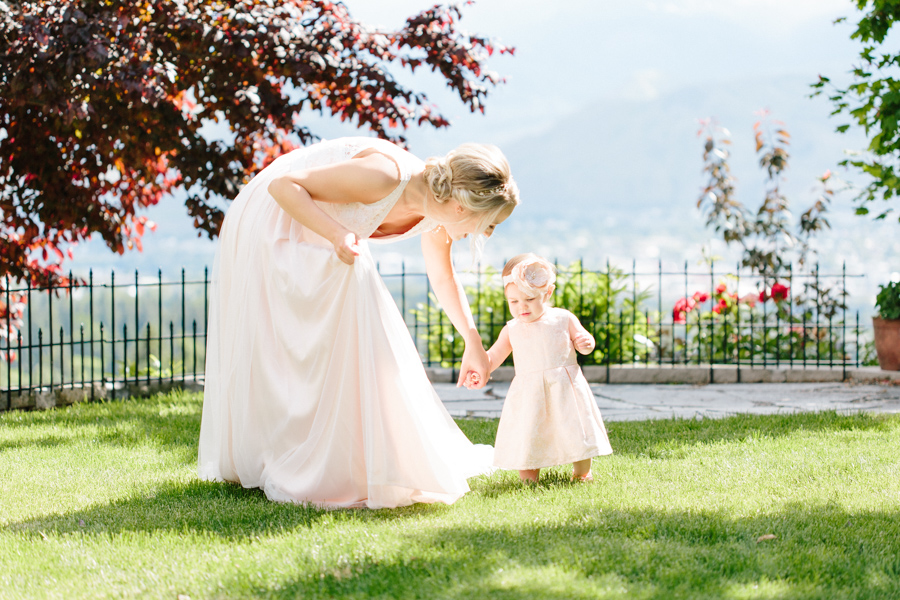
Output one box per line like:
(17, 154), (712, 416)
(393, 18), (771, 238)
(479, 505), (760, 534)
(0, 432), (79, 452)
(227, 502), (900, 599)
(4, 477), (455, 541)
(470, 468), (585, 500)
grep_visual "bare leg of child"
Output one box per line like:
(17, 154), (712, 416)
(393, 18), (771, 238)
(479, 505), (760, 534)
(519, 469), (539, 483)
(571, 458), (593, 482)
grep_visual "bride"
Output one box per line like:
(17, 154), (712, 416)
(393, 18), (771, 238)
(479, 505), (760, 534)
(198, 136), (519, 509)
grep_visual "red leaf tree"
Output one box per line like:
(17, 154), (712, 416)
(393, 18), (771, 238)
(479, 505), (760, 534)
(0, 0), (513, 287)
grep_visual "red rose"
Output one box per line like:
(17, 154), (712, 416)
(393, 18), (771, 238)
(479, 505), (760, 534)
(692, 291), (710, 303)
(771, 282), (789, 302)
(674, 297), (696, 313)
(712, 298), (729, 314)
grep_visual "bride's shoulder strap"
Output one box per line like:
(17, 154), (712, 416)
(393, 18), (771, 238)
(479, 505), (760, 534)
(340, 137), (415, 183)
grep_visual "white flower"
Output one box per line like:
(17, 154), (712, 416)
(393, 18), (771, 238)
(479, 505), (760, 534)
(507, 259), (555, 296)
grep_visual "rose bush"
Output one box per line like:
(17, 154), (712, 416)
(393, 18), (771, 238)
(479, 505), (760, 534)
(668, 278), (852, 364)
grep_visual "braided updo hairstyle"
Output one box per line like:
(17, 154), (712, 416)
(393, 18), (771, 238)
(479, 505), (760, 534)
(423, 143), (520, 236)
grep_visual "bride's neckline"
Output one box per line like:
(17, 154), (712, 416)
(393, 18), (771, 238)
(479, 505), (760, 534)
(370, 174), (429, 239)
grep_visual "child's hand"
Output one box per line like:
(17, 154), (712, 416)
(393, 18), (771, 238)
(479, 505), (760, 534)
(463, 371), (482, 389)
(573, 332), (595, 355)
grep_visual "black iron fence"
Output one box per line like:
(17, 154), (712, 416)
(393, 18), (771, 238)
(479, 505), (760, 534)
(400, 260), (868, 378)
(1, 260), (870, 410)
(1, 269), (209, 410)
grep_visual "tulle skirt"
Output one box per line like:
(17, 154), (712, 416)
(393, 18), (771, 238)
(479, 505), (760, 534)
(198, 147), (494, 509)
(493, 365), (612, 470)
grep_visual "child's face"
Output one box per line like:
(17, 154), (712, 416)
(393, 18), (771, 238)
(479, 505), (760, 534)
(505, 283), (551, 323)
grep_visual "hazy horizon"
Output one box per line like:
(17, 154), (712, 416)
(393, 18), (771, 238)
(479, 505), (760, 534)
(62, 0), (897, 311)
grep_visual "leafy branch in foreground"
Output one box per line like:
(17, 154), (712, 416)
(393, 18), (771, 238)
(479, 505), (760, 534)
(812, 0), (900, 224)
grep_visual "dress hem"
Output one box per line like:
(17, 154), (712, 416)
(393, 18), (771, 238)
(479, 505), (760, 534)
(493, 447), (613, 471)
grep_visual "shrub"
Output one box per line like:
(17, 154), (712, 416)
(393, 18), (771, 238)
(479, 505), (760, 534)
(411, 261), (654, 368)
(876, 281), (900, 320)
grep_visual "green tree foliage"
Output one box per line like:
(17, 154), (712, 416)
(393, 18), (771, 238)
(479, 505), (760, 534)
(812, 0), (900, 224)
(0, 0), (512, 286)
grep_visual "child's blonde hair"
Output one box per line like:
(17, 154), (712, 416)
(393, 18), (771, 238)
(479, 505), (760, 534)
(502, 253), (556, 297)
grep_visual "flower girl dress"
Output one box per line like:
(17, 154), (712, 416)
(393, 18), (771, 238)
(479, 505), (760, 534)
(493, 307), (613, 470)
(198, 137), (493, 509)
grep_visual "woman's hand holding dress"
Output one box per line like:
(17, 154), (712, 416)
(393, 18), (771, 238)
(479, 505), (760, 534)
(332, 229), (361, 265)
(268, 153), (397, 266)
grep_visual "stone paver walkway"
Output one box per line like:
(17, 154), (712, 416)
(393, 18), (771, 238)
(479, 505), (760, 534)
(435, 381), (900, 421)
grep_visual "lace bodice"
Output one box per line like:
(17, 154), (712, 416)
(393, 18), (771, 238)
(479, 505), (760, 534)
(277, 137), (438, 243)
(507, 308), (577, 374)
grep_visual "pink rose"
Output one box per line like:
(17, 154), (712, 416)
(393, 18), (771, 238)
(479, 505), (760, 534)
(692, 291), (710, 303)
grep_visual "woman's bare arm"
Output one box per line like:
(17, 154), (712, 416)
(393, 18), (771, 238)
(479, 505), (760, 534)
(267, 154), (399, 264)
(421, 227), (489, 387)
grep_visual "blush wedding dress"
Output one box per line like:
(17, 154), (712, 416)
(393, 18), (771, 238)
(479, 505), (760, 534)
(198, 137), (494, 509)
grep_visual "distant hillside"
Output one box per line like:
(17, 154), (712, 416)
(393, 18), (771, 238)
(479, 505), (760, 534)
(65, 74), (896, 310)
(504, 74), (861, 218)
(484, 75), (896, 303)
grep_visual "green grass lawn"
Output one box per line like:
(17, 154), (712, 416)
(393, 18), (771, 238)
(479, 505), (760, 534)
(1, 391), (899, 600)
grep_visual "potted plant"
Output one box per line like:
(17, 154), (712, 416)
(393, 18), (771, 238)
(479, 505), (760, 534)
(873, 281), (900, 371)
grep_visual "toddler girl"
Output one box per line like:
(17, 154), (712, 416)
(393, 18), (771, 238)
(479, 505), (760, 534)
(469, 253), (613, 482)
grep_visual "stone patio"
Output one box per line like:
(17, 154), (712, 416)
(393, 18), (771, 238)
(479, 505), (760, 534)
(435, 379), (900, 421)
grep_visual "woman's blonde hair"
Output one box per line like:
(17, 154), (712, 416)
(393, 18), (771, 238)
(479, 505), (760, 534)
(423, 143), (520, 237)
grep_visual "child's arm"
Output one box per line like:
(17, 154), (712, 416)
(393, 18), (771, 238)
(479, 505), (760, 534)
(463, 326), (512, 388)
(566, 310), (595, 355)
(486, 326), (513, 374)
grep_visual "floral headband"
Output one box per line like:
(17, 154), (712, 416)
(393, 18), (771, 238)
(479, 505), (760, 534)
(502, 258), (556, 297)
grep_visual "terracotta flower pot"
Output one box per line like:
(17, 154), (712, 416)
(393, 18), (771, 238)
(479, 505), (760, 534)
(873, 317), (900, 371)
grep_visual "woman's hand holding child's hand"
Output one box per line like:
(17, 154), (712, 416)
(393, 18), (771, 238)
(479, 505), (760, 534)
(463, 371), (481, 389)
(573, 332), (595, 355)
(458, 339), (490, 389)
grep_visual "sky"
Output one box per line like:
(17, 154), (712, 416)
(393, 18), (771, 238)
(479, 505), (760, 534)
(334, 0), (859, 151)
(68, 0), (896, 305)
